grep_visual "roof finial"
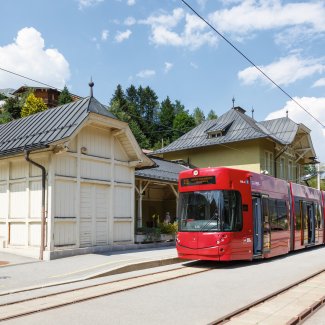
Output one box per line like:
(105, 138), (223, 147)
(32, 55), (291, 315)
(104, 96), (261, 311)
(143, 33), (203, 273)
(89, 77), (94, 97)
(232, 97), (235, 108)
(286, 110), (288, 118)
(251, 107), (254, 119)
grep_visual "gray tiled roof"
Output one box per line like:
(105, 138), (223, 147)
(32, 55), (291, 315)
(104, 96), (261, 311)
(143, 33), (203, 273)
(0, 97), (116, 157)
(257, 117), (298, 144)
(135, 157), (188, 183)
(153, 107), (299, 155)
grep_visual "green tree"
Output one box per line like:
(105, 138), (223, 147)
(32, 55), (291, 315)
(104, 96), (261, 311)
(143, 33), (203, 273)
(21, 93), (47, 117)
(109, 85), (151, 149)
(173, 111), (196, 141)
(159, 96), (175, 142)
(193, 107), (205, 125)
(0, 111), (12, 124)
(174, 100), (185, 115)
(207, 109), (218, 120)
(58, 85), (73, 105)
(129, 120), (150, 149)
(137, 86), (159, 147)
(2, 97), (22, 119)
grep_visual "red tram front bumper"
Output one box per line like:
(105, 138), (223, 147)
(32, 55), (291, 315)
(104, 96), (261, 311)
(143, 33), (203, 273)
(176, 232), (252, 261)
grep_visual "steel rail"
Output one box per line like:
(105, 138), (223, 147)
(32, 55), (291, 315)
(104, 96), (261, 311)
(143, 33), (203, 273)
(0, 264), (211, 322)
(210, 268), (325, 325)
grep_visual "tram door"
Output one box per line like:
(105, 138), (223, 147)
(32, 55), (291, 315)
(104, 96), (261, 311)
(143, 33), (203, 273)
(306, 203), (315, 245)
(253, 196), (271, 255)
(253, 197), (263, 255)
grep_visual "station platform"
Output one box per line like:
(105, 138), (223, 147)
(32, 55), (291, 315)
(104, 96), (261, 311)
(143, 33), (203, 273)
(0, 243), (179, 294)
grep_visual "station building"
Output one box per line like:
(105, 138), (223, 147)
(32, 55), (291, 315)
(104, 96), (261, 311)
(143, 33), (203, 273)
(0, 91), (152, 259)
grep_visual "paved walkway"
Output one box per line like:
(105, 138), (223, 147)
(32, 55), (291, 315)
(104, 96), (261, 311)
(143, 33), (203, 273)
(0, 245), (178, 293)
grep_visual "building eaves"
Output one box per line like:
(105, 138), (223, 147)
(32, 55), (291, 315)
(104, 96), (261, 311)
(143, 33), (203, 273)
(135, 157), (189, 182)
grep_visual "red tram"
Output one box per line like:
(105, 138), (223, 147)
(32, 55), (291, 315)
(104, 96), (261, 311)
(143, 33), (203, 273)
(176, 167), (325, 261)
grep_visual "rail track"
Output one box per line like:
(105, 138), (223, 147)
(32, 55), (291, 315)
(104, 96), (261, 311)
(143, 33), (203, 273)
(210, 269), (325, 325)
(0, 263), (211, 322)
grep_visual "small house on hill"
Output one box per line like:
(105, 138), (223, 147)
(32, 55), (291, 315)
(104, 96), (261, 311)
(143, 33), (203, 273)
(13, 86), (62, 108)
(0, 91), (152, 259)
(153, 106), (316, 183)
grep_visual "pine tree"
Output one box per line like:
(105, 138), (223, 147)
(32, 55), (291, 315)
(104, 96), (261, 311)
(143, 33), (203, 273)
(21, 93), (47, 117)
(193, 107), (205, 125)
(173, 111), (196, 141)
(2, 97), (22, 119)
(159, 96), (175, 142)
(58, 85), (73, 105)
(207, 109), (218, 120)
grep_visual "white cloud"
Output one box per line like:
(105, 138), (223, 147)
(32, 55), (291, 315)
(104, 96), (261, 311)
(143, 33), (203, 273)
(164, 62), (173, 73)
(127, 0), (135, 6)
(78, 0), (103, 10)
(115, 29), (132, 42)
(0, 27), (70, 89)
(238, 55), (325, 86)
(136, 69), (156, 78)
(265, 97), (325, 163)
(101, 29), (109, 41)
(208, 0), (325, 39)
(190, 62), (199, 69)
(124, 16), (136, 26)
(312, 78), (325, 88)
(274, 26), (321, 48)
(141, 8), (218, 50)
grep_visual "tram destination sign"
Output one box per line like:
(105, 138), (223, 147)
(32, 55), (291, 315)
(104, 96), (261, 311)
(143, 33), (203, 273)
(181, 176), (216, 186)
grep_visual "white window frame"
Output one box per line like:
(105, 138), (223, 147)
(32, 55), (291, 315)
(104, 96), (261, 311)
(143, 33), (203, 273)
(288, 160), (293, 180)
(280, 157), (285, 179)
(264, 151), (274, 175)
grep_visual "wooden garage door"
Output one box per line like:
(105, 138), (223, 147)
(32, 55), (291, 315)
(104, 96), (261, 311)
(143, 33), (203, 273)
(80, 184), (109, 247)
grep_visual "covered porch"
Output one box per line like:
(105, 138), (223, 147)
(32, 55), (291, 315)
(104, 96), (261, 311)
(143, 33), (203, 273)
(135, 158), (188, 242)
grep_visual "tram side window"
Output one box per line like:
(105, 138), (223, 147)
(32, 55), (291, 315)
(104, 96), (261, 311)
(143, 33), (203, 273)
(270, 199), (288, 231)
(315, 203), (323, 230)
(223, 191), (243, 231)
(269, 199), (277, 231)
(276, 200), (288, 231)
(294, 198), (302, 231)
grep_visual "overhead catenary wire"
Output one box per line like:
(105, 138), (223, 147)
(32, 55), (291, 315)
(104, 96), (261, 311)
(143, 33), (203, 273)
(180, 0), (325, 129)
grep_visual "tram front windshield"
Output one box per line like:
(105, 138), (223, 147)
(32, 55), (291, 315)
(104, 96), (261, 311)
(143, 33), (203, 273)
(178, 190), (242, 232)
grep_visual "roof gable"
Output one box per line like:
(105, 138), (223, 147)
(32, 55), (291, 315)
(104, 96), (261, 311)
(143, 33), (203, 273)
(257, 117), (298, 144)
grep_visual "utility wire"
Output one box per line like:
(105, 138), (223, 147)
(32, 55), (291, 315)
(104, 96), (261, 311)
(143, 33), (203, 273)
(180, 0), (325, 129)
(0, 66), (81, 99)
(0, 66), (196, 135)
(0, 61), (313, 156)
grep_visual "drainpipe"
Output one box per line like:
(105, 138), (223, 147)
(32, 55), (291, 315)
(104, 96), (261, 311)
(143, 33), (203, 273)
(24, 150), (46, 260)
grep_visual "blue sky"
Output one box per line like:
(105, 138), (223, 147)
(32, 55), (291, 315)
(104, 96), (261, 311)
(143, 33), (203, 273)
(0, 0), (324, 162)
